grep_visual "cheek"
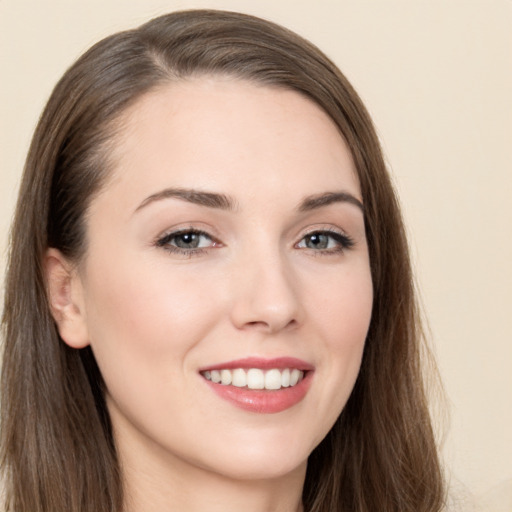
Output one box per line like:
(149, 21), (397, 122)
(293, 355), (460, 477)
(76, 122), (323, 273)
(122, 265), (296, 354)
(84, 254), (218, 348)
(80, 256), (226, 440)
(81, 255), (222, 395)
(311, 261), (373, 349)
(305, 264), (372, 428)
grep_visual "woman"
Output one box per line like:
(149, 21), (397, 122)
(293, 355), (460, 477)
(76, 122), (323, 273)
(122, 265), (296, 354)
(1, 9), (444, 512)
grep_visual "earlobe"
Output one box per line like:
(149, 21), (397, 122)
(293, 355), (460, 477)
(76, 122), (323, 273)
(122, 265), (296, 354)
(44, 248), (90, 349)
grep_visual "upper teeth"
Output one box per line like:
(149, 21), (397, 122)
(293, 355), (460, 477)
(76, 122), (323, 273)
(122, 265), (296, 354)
(202, 368), (304, 390)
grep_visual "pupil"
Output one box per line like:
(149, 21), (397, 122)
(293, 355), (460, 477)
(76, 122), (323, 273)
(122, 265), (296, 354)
(176, 232), (199, 248)
(307, 234), (328, 249)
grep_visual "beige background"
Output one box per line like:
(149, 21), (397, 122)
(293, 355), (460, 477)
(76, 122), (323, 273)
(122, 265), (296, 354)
(1, 1), (511, 509)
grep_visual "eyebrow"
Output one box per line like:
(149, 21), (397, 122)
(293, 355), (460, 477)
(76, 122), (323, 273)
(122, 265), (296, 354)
(135, 188), (237, 212)
(298, 191), (364, 213)
(135, 187), (363, 214)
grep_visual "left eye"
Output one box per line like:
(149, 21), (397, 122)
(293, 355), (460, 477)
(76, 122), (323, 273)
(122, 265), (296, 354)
(296, 231), (353, 251)
(157, 230), (215, 250)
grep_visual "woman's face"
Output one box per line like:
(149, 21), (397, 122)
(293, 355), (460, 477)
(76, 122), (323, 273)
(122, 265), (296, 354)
(68, 78), (373, 481)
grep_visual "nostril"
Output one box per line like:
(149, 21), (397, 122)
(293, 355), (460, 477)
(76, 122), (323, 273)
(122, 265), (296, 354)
(243, 318), (298, 332)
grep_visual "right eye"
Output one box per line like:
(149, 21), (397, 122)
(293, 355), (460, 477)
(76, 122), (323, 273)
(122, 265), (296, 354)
(156, 229), (219, 255)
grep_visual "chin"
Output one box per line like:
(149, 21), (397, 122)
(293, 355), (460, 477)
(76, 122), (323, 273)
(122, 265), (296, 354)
(194, 434), (312, 482)
(207, 455), (308, 482)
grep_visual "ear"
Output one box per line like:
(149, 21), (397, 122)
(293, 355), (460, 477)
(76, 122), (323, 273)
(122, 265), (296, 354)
(44, 248), (90, 349)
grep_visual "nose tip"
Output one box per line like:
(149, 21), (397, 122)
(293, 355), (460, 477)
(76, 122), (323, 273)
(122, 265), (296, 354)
(229, 260), (302, 334)
(238, 299), (299, 334)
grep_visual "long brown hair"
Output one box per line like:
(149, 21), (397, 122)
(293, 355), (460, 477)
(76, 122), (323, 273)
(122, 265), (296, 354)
(1, 9), (444, 512)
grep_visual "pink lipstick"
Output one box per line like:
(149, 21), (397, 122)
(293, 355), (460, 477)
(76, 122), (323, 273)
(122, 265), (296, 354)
(199, 357), (314, 414)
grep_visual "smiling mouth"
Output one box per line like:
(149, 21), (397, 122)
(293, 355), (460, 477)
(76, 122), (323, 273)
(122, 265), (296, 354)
(200, 358), (314, 413)
(201, 368), (305, 391)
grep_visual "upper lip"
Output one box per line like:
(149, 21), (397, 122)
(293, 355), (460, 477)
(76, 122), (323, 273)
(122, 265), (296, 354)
(199, 356), (314, 372)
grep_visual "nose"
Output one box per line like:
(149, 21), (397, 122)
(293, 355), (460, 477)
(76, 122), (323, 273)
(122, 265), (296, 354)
(229, 249), (303, 334)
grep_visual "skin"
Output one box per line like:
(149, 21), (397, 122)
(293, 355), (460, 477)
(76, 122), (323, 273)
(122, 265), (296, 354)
(46, 78), (373, 512)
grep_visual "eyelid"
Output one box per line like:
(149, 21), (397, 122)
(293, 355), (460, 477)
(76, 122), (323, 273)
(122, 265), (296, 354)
(156, 227), (211, 243)
(154, 222), (221, 244)
(295, 223), (351, 240)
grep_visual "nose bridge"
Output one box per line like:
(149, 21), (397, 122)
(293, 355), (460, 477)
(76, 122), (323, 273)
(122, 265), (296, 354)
(229, 235), (302, 333)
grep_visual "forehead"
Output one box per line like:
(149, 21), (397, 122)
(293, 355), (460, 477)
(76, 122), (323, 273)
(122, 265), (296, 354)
(100, 78), (360, 210)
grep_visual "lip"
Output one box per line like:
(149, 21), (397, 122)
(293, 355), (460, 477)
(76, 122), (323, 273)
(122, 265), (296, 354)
(199, 357), (314, 414)
(199, 356), (315, 372)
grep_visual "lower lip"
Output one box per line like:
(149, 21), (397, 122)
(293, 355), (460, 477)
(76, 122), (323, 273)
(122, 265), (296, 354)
(203, 372), (313, 414)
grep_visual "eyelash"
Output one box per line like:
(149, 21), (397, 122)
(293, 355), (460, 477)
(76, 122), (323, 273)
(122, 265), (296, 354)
(295, 230), (355, 255)
(155, 228), (217, 257)
(155, 228), (354, 257)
